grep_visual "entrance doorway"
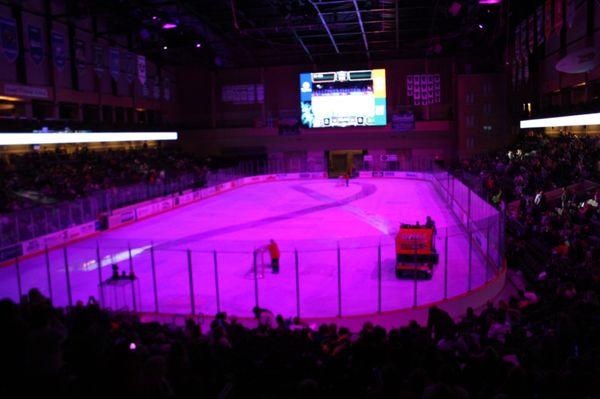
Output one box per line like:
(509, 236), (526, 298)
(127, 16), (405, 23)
(326, 149), (365, 177)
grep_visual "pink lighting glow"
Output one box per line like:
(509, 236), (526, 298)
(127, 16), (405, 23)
(162, 23), (177, 29)
(479, 0), (502, 4)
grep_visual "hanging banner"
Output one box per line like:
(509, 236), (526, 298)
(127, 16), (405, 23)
(153, 78), (160, 100)
(566, 0), (575, 29)
(51, 31), (65, 70)
(92, 44), (104, 74)
(519, 20), (528, 61)
(0, 17), (19, 62)
(523, 60), (529, 83)
(514, 24), (521, 61)
(544, 0), (552, 39)
(163, 77), (171, 101)
(109, 47), (120, 81)
(528, 15), (535, 53)
(137, 55), (146, 85)
(512, 59), (517, 88)
(554, 0), (563, 33)
(28, 25), (43, 65)
(536, 6), (545, 46)
(125, 52), (135, 83)
(75, 39), (86, 72)
(143, 77), (151, 98)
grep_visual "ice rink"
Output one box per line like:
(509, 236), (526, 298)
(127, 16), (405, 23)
(0, 178), (491, 318)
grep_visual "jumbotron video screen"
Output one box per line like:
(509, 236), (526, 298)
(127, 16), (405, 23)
(300, 69), (386, 128)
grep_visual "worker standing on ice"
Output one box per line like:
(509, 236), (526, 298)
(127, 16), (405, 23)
(267, 239), (280, 273)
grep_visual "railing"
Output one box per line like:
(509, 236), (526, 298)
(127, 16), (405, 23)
(0, 159), (323, 250)
(0, 166), (504, 319)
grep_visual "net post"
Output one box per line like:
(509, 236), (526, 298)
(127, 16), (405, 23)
(128, 245), (137, 312)
(468, 231), (473, 292)
(150, 242), (159, 313)
(96, 242), (104, 307)
(485, 220), (491, 282)
(413, 243), (418, 308)
(295, 249), (300, 319)
(444, 230), (449, 300)
(446, 173), (450, 203)
(44, 244), (53, 303)
(187, 249), (196, 316)
(15, 256), (23, 302)
(377, 243), (382, 314)
(253, 249), (259, 309)
(63, 246), (73, 307)
(337, 244), (342, 318)
(213, 250), (221, 314)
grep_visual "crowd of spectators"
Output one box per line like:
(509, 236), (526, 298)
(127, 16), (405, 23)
(457, 131), (600, 206)
(0, 146), (208, 214)
(1, 286), (598, 399)
(1, 133), (600, 398)
(456, 132), (600, 279)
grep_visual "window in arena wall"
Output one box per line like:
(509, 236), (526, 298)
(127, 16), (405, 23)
(466, 92), (475, 104)
(483, 82), (492, 95)
(466, 115), (475, 127)
(467, 137), (475, 149)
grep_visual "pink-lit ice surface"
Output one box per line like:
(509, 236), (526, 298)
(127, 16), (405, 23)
(0, 178), (491, 318)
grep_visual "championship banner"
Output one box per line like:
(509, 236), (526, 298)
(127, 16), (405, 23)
(51, 31), (65, 70)
(28, 25), (43, 65)
(143, 77), (151, 98)
(519, 20), (528, 61)
(554, 0), (563, 33)
(514, 24), (521, 61)
(523, 60), (529, 83)
(528, 15), (535, 53)
(75, 39), (86, 72)
(544, 0), (552, 39)
(0, 17), (19, 62)
(137, 55), (146, 85)
(406, 74), (441, 105)
(566, 0), (575, 29)
(536, 6), (545, 46)
(109, 47), (120, 81)
(125, 52), (135, 83)
(92, 44), (104, 74)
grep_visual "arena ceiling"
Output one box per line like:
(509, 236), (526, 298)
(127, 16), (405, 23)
(61, 0), (508, 67)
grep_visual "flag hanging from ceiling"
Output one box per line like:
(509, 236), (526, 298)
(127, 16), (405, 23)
(0, 17), (19, 63)
(109, 47), (120, 81)
(566, 0), (575, 28)
(519, 20), (528, 61)
(137, 55), (146, 86)
(125, 52), (135, 83)
(28, 25), (43, 65)
(514, 24), (521, 61)
(51, 31), (65, 70)
(554, 0), (563, 33)
(93, 44), (104, 74)
(536, 6), (544, 46)
(75, 39), (86, 73)
(544, 0), (552, 39)
(528, 15), (535, 53)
